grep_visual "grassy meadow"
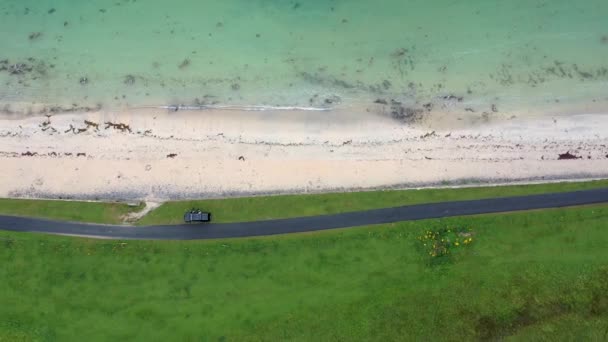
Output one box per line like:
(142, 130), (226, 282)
(2, 204), (608, 340)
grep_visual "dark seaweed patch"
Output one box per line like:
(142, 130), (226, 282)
(28, 32), (42, 40)
(374, 98), (388, 105)
(123, 74), (136, 85)
(441, 94), (463, 102)
(389, 100), (424, 123)
(178, 58), (191, 69)
(8, 63), (32, 75)
(390, 47), (415, 78)
(558, 152), (581, 160)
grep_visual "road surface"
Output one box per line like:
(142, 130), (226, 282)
(1, 188), (607, 240)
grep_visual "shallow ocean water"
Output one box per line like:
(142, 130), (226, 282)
(0, 0), (607, 117)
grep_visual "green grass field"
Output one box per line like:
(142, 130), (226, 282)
(2, 205), (608, 340)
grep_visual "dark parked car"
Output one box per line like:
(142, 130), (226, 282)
(184, 208), (211, 223)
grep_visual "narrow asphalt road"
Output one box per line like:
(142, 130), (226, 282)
(1, 188), (608, 240)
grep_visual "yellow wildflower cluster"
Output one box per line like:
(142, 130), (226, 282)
(417, 226), (474, 258)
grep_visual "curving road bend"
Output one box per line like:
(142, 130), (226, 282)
(1, 188), (608, 240)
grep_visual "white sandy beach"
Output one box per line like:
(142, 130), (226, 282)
(0, 104), (607, 201)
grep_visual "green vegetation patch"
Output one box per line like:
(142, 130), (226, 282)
(0, 198), (142, 224)
(139, 180), (608, 224)
(417, 225), (474, 262)
(2, 204), (608, 340)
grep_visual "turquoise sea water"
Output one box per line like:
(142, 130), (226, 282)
(0, 0), (607, 116)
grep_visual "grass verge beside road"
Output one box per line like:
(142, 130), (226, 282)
(139, 180), (608, 224)
(0, 198), (142, 224)
(2, 205), (608, 340)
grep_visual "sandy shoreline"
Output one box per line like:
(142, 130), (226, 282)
(1, 105), (607, 201)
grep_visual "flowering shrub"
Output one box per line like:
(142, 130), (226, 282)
(417, 226), (474, 260)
